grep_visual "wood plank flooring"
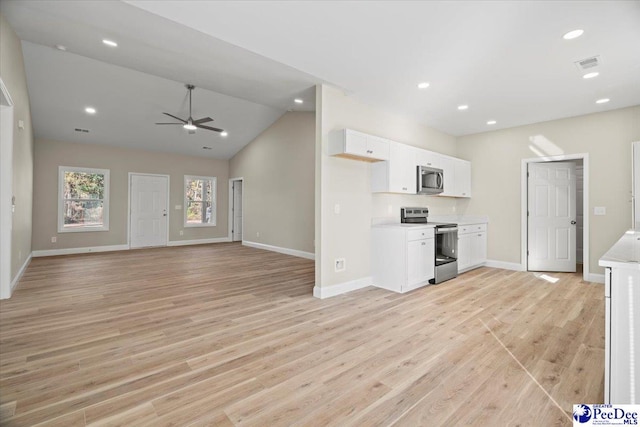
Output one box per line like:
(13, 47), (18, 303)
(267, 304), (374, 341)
(0, 243), (604, 426)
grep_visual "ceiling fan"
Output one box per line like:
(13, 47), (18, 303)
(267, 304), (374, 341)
(156, 84), (224, 134)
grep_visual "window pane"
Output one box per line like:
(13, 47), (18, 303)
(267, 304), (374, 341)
(205, 180), (213, 203)
(64, 172), (105, 199)
(63, 200), (104, 227)
(186, 201), (203, 223)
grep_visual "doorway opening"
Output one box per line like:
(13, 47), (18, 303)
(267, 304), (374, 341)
(128, 173), (170, 248)
(521, 154), (589, 281)
(228, 178), (243, 242)
(1, 78), (14, 299)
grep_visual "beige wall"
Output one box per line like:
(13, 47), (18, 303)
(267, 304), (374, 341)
(317, 85), (458, 290)
(229, 112), (315, 254)
(33, 139), (229, 251)
(457, 106), (640, 275)
(1, 15), (34, 281)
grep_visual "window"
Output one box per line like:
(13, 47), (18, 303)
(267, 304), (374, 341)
(58, 166), (110, 232)
(185, 175), (216, 226)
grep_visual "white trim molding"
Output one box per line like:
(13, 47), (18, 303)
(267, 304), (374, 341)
(3, 252), (31, 299)
(313, 276), (372, 299)
(167, 237), (231, 247)
(32, 244), (129, 258)
(242, 240), (315, 260)
(228, 177), (244, 242)
(485, 260), (526, 271)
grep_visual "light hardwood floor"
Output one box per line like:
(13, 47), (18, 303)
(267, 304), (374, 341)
(0, 243), (604, 426)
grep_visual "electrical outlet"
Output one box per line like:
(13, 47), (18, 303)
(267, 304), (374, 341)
(334, 204), (341, 215)
(594, 206), (606, 216)
(51, 236), (57, 243)
(179, 230), (184, 236)
(335, 258), (346, 272)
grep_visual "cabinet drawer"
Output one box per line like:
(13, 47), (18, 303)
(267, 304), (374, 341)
(407, 228), (434, 241)
(459, 223), (486, 234)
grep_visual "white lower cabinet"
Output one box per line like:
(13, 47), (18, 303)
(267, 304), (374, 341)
(457, 223), (487, 272)
(372, 226), (435, 293)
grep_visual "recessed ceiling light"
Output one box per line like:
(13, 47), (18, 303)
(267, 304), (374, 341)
(596, 98), (610, 104)
(294, 98), (303, 104)
(487, 120), (497, 125)
(417, 82), (430, 89)
(55, 44), (67, 51)
(563, 29), (584, 40)
(583, 72), (599, 79)
(457, 105), (469, 111)
(220, 131), (228, 137)
(85, 107), (96, 114)
(102, 39), (118, 47)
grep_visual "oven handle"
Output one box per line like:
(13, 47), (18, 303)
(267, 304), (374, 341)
(436, 227), (458, 234)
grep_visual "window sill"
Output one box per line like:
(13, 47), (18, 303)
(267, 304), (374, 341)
(58, 226), (110, 233)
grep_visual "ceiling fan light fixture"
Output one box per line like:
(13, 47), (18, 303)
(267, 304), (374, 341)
(183, 124), (197, 131)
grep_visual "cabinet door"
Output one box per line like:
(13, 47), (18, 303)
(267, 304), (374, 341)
(440, 156), (456, 196)
(407, 240), (422, 285)
(406, 238), (434, 291)
(471, 232), (487, 266)
(344, 130), (368, 157)
(416, 150), (443, 169)
(454, 159), (471, 198)
(458, 233), (472, 272)
(389, 143), (417, 193)
(366, 135), (390, 160)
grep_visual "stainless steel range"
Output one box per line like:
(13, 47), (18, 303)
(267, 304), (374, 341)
(401, 207), (458, 284)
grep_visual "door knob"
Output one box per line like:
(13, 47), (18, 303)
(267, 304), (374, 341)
(570, 220), (577, 225)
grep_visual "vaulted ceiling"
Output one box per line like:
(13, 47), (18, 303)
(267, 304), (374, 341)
(3, 1), (639, 158)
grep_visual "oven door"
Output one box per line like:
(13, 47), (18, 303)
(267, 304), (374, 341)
(435, 226), (458, 265)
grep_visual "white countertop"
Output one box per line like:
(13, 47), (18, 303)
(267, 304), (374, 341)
(372, 215), (488, 227)
(372, 223), (436, 229)
(599, 230), (640, 270)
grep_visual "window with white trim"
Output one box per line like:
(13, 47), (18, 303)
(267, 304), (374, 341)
(58, 166), (110, 232)
(184, 175), (216, 226)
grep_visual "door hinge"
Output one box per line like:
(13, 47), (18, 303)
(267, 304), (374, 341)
(527, 211), (530, 217)
(527, 172), (529, 178)
(527, 250), (529, 256)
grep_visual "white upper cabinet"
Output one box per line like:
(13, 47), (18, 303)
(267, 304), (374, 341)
(371, 143), (417, 194)
(416, 150), (443, 169)
(454, 159), (471, 198)
(329, 129), (390, 162)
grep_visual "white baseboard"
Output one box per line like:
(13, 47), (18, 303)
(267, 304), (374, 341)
(587, 273), (605, 284)
(3, 252), (32, 298)
(313, 276), (372, 299)
(242, 241), (315, 260)
(485, 259), (525, 271)
(167, 237), (231, 247)
(32, 244), (129, 258)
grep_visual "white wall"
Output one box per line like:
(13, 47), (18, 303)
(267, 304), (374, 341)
(456, 106), (640, 275)
(0, 15), (34, 293)
(316, 85), (458, 294)
(229, 112), (315, 255)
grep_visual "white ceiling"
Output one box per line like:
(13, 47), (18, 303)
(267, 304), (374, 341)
(2, 0), (640, 159)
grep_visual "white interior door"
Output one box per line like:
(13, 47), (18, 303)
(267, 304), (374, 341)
(130, 174), (168, 248)
(528, 162), (576, 272)
(232, 180), (243, 241)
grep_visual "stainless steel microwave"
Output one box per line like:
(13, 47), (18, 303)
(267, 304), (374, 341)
(417, 165), (444, 195)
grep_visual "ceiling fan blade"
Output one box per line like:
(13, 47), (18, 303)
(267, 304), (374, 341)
(196, 124), (224, 132)
(155, 122), (183, 125)
(193, 117), (214, 124)
(162, 112), (187, 123)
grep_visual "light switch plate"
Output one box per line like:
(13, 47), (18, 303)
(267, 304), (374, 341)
(594, 206), (606, 215)
(334, 204), (341, 214)
(175, 205), (182, 210)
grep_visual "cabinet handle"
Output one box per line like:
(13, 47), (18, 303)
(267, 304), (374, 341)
(421, 242), (425, 245)
(478, 234), (482, 237)
(402, 187), (407, 190)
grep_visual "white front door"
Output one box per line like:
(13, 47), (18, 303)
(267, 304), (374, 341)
(528, 162), (577, 272)
(130, 174), (168, 248)
(232, 180), (243, 241)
